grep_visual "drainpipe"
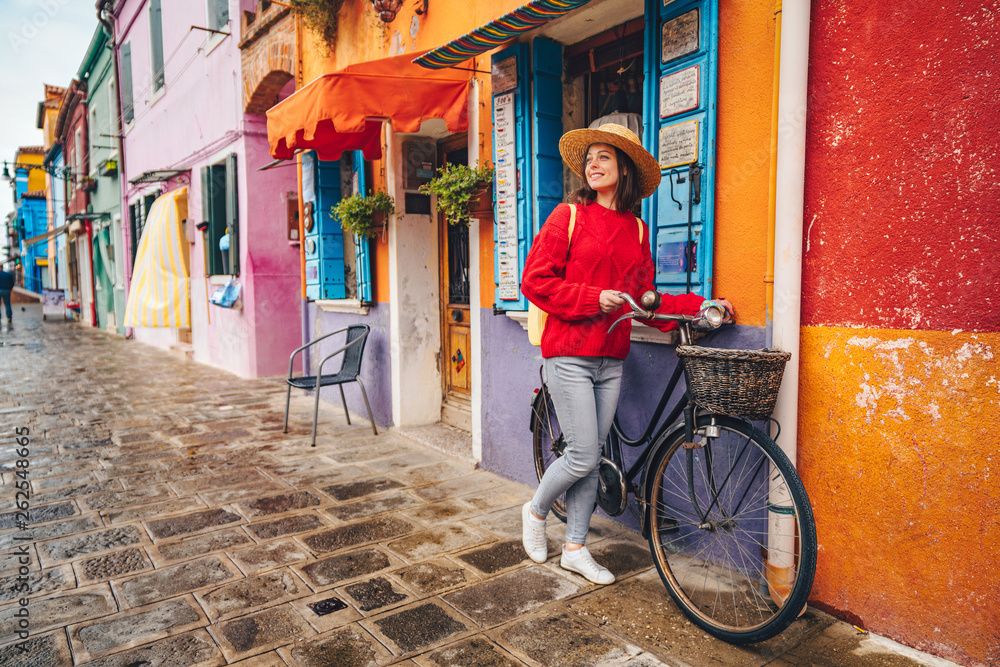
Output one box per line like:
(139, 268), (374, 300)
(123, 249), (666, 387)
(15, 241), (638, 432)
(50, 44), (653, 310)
(767, 0), (811, 606)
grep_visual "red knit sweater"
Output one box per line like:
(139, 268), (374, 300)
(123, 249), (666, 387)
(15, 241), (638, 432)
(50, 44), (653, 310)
(521, 201), (705, 359)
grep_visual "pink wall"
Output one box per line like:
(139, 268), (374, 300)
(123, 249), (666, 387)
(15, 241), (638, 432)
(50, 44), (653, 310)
(116, 0), (301, 377)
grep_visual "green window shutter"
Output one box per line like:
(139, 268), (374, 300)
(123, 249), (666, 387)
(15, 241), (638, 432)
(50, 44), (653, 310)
(645, 0), (719, 298)
(120, 43), (134, 123)
(201, 166), (218, 275)
(150, 0), (164, 91)
(225, 153), (239, 276)
(491, 42), (532, 312)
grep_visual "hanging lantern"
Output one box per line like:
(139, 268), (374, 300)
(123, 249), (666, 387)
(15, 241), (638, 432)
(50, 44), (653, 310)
(371, 0), (403, 23)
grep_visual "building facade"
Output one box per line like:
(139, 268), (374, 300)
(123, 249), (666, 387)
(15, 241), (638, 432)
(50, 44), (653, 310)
(266, 1), (997, 664)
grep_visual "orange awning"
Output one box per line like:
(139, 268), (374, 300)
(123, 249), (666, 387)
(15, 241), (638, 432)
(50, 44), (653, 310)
(266, 50), (472, 161)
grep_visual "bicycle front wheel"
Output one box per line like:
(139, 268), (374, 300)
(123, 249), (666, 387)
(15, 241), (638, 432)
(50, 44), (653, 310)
(530, 384), (567, 522)
(646, 414), (816, 644)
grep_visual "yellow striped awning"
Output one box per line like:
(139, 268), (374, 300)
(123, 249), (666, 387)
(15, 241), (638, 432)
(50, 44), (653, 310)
(124, 188), (190, 328)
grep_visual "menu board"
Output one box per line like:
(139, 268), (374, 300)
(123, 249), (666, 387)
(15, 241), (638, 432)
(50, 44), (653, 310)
(492, 57), (518, 95)
(661, 9), (700, 64)
(659, 119), (699, 169)
(494, 93), (520, 301)
(660, 65), (700, 118)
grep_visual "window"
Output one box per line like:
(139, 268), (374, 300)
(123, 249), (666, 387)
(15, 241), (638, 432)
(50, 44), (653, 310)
(129, 192), (158, 270)
(150, 0), (165, 93)
(301, 150), (372, 302)
(74, 127), (83, 182)
(201, 154), (239, 276)
(120, 42), (134, 124)
(491, 1), (719, 312)
(207, 0), (230, 32)
(89, 107), (99, 175)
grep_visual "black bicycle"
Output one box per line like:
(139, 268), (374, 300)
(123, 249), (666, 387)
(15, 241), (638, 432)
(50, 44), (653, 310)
(530, 292), (817, 644)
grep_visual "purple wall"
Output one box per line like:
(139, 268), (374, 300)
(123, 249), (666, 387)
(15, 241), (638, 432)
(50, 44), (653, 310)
(308, 302), (393, 428)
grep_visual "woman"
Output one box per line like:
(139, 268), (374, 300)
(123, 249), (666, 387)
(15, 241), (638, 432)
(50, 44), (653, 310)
(520, 124), (732, 584)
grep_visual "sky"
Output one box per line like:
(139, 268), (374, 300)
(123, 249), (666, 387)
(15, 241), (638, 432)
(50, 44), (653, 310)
(1, 0), (100, 229)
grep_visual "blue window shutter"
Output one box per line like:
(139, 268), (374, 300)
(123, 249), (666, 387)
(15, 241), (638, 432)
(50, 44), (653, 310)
(302, 152), (346, 300)
(491, 42), (531, 312)
(351, 151), (373, 303)
(644, 0), (718, 298)
(532, 37), (564, 238)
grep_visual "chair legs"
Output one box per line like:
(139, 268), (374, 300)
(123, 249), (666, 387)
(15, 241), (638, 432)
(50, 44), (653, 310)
(338, 385), (351, 425)
(311, 377), (322, 447)
(282, 383), (292, 433)
(355, 377), (378, 436)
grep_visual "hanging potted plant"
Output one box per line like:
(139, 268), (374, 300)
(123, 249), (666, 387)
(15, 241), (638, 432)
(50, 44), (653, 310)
(419, 163), (495, 226)
(331, 190), (395, 239)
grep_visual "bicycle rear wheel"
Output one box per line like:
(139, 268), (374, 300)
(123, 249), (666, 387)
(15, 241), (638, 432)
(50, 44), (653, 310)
(530, 384), (567, 522)
(646, 414), (816, 644)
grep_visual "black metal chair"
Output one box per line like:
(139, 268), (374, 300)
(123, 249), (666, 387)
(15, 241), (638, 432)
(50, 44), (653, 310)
(283, 324), (377, 446)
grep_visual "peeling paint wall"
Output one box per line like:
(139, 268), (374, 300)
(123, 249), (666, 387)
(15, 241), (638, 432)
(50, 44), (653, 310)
(801, 2), (1000, 664)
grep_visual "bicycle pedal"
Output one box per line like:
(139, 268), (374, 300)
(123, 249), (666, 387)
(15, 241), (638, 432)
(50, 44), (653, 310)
(682, 441), (703, 450)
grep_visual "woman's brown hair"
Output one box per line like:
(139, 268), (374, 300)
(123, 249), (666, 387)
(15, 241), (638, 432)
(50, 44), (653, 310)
(569, 144), (642, 215)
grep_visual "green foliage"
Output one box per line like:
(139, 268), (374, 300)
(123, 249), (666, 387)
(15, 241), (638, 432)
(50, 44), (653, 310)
(419, 163), (495, 226)
(288, 0), (348, 51)
(331, 190), (395, 239)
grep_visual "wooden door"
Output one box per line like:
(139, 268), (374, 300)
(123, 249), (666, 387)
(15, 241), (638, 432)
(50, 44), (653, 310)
(438, 136), (471, 429)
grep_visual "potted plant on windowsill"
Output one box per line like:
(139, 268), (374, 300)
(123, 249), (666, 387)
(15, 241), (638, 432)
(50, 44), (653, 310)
(331, 190), (395, 239)
(419, 163), (495, 226)
(80, 176), (98, 193)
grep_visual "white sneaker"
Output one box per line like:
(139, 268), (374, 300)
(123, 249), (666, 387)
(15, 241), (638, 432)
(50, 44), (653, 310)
(521, 502), (548, 563)
(560, 546), (615, 585)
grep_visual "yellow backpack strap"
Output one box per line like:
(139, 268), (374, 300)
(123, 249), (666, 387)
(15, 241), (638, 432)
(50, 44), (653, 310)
(568, 204), (576, 243)
(634, 214), (644, 244)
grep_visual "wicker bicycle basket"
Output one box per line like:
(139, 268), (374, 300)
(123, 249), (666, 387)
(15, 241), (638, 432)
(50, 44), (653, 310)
(676, 346), (791, 420)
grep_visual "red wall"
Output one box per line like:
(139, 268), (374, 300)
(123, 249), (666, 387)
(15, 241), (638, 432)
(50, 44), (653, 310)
(802, 2), (1000, 333)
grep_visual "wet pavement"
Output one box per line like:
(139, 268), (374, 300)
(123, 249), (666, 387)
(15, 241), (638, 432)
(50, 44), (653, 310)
(0, 305), (957, 666)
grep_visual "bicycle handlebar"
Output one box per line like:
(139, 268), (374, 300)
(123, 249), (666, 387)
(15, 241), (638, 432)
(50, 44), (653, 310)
(608, 291), (731, 334)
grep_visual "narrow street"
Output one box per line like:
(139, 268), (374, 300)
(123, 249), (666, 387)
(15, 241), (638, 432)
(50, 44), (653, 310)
(0, 308), (953, 666)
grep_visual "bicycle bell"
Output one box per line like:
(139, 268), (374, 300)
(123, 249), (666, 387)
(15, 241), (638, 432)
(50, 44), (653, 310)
(639, 290), (661, 311)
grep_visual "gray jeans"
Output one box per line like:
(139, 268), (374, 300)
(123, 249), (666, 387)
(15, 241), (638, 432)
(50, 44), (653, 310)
(531, 356), (623, 545)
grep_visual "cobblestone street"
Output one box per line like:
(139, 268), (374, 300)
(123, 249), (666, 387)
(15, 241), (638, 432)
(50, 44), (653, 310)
(0, 307), (956, 666)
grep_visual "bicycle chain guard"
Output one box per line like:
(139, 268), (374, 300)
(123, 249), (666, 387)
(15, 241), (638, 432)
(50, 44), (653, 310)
(596, 457), (628, 516)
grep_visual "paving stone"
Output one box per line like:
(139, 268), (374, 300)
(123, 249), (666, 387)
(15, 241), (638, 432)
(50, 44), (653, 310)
(279, 624), (394, 667)
(0, 516), (102, 549)
(0, 564), (75, 601)
(31, 479), (123, 505)
(323, 491), (423, 523)
(415, 474), (507, 504)
(247, 513), (328, 540)
(394, 461), (472, 487)
(172, 469), (271, 495)
(104, 450), (180, 466)
(31, 470), (98, 491)
(119, 468), (211, 489)
(279, 465), (373, 490)
(402, 498), (472, 526)
(288, 592), (364, 634)
(228, 651), (289, 667)
(319, 477), (405, 502)
(342, 575), (411, 613)
(386, 524), (486, 561)
(363, 600), (473, 656)
(149, 527), (252, 565)
(200, 482), (292, 506)
(0, 501), (77, 529)
(198, 568), (309, 621)
(37, 525), (145, 567)
(210, 604), (314, 662)
(0, 630), (73, 667)
(82, 485), (176, 511)
(101, 496), (207, 524)
(444, 568), (580, 628)
(393, 559), (473, 596)
(76, 547), (152, 583)
(231, 539), (311, 576)
(146, 508), (244, 540)
(116, 555), (240, 608)
(0, 584), (118, 644)
(417, 636), (522, 667)
(77, 629), (225, 667)
(236, 490), (323, 518)
(296, 547), (398, 589)
(256, 457), (341, 478)
(456, 539), (535, 575)
(585, 540), (654, 579)
(362, 451), (443, 475)
(498, 612), (635, 666)
(301, 516), (416, 554)
(177, 429), (252, 447)
(69, 595), (207, 663)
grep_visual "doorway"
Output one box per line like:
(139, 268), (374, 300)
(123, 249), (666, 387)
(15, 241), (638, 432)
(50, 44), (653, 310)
(437, 134), (471, 431)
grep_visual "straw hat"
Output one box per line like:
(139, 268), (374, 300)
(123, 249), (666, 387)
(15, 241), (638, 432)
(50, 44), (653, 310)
(559, 123), (661, 199)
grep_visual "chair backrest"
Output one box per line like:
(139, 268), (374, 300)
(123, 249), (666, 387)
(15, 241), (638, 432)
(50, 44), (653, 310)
(339, 324), (370, 379)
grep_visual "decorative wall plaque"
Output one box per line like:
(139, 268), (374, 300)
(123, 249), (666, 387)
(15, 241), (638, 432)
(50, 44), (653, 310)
(659, 119), (699, 169)
(492, 57), (518, 95)
(494, 92), (520, 300)
(660, 65), (700, 118)
(661, 9), (700, 64)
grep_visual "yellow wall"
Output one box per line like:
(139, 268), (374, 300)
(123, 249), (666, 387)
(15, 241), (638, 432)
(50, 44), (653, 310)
(15, 151), (47, 193)
(798, 326), (999, 660)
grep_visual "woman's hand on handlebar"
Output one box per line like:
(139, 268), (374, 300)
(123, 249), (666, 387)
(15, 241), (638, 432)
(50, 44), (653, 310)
(716, 298), (736, 323)
(599, 290), (625, 314)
